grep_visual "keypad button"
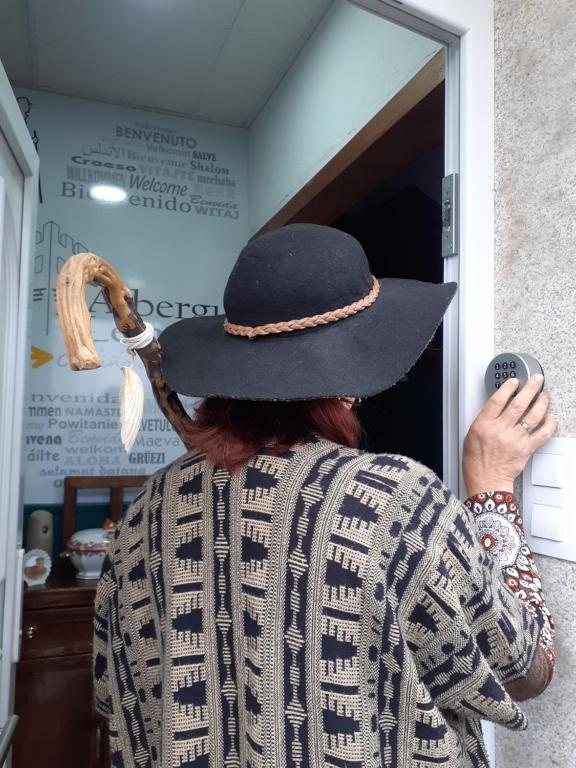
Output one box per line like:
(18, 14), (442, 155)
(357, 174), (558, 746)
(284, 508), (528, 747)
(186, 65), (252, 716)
(510, 361), (516, 369)
(502, 372), (508, 379)
(495, 363), (501, 370)
(502, 362), (508, 369)
(495, 381), (501, 388)
(495, 373), (501, 379)
(510, 371), (516, 378)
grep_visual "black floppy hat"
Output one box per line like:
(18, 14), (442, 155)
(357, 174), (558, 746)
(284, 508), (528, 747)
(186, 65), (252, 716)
(159, 224), (456, 400)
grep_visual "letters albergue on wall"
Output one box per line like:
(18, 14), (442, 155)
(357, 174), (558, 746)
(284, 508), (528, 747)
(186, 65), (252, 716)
(18, 89), (248, 504)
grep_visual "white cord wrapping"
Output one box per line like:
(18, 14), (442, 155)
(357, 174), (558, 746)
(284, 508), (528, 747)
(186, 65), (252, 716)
(119, 322), (155, 351)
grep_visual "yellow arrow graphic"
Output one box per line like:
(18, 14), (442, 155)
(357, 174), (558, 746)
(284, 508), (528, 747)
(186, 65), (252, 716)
(31, 346), (54, 368)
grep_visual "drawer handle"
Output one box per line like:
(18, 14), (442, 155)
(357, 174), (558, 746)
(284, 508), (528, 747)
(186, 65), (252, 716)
(24, 625), (38, 640)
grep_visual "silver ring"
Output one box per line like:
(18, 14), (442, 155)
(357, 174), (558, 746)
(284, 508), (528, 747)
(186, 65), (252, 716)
(519, 421), (531, 432)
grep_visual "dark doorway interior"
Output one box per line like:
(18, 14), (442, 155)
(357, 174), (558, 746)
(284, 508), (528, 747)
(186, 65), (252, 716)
(333, 144), (445, 476)
(260, 69), (447, 477)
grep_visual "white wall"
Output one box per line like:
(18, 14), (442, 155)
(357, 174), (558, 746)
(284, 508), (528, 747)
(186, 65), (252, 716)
(17, 88), (248, 504)
(247, 0), (442, 234)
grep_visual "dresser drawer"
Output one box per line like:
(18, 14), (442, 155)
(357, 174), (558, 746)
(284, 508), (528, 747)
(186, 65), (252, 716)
(20, 606), (94, 660)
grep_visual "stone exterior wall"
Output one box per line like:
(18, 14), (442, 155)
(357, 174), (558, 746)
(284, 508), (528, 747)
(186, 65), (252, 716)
(495, 2), (576, 765)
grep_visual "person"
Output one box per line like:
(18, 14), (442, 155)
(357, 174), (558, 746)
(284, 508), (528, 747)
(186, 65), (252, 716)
(93, 224), (555, 768)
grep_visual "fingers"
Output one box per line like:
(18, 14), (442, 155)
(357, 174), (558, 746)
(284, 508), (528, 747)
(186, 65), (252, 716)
(500, 374), (544, 425)
(516, 390), (551, 433)
(482, 377), (520, 419)
(528, 412), (558, 451)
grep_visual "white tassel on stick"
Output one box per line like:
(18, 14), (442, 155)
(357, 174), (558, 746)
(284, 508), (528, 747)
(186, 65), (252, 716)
(117, 323), (154, 452)
(119, 364), (144, 452)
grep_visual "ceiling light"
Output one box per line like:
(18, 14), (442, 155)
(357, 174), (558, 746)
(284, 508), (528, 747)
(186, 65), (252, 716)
(89, 184), (128, 204)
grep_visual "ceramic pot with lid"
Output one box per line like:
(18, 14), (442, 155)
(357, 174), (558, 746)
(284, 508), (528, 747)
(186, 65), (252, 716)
(66, 528), (113, 579)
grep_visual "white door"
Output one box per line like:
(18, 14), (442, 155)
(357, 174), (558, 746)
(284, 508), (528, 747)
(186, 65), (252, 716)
(0, 157), (23, 763)
(0, 63), (39, 765)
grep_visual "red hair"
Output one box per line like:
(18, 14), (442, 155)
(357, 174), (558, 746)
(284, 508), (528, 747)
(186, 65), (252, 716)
(183, 397), (361, 472)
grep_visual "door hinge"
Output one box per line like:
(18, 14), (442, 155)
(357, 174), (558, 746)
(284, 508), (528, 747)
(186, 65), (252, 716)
(441, 173), (459, 258)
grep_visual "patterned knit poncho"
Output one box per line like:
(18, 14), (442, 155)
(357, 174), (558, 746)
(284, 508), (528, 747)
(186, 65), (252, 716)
(94, 438), (542, 768)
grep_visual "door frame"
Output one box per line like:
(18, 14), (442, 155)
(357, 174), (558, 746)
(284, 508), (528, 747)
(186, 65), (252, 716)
(0, 0), (496, 756)
(0, 58), (39, 741)
(254, 0), (495, 509)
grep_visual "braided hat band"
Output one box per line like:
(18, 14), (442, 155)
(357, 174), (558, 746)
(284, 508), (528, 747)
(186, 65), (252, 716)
(224, 275), (380, 340)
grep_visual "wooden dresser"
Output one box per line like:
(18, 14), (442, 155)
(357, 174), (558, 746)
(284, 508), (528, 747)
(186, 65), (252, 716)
(12, 476), (148, 766)
(12, 560), (109, 767)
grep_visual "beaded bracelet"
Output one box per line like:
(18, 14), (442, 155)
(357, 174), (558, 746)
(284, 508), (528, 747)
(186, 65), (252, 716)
(464, 490), (555, 666)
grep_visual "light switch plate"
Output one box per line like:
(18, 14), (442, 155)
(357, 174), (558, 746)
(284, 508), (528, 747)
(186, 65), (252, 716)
(531, 452), (564, 488)
(523, 437), (576, 562)
(531, 503), (564, 542)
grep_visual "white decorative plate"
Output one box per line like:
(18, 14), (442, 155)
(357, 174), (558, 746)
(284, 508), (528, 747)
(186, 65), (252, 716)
(23, 549), (52, 586)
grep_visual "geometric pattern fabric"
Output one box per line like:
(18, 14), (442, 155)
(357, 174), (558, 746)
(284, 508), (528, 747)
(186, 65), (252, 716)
(94, 438), (543, 768)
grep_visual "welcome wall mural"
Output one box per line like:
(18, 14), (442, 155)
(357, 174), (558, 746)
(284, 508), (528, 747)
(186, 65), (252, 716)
(18, 89), (248, 504)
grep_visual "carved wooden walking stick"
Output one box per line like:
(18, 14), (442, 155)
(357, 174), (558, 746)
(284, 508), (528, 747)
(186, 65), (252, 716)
(56, 253), (192, 448)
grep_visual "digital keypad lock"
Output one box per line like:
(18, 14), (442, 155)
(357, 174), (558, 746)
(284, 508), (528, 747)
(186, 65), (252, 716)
(485, 353), (544, 397)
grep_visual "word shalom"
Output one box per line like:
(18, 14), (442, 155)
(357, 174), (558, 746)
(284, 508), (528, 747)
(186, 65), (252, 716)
(61, 182), (239, 219)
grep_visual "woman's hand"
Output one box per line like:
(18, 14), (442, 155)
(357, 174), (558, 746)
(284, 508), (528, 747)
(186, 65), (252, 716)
(463, 375), (557, 497)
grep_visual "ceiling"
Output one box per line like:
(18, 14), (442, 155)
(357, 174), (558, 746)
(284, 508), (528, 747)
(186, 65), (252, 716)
(0, 0), (333, 127)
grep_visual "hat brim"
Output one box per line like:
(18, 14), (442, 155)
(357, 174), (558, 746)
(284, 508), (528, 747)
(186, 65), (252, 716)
(158, 278), (457, 400)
